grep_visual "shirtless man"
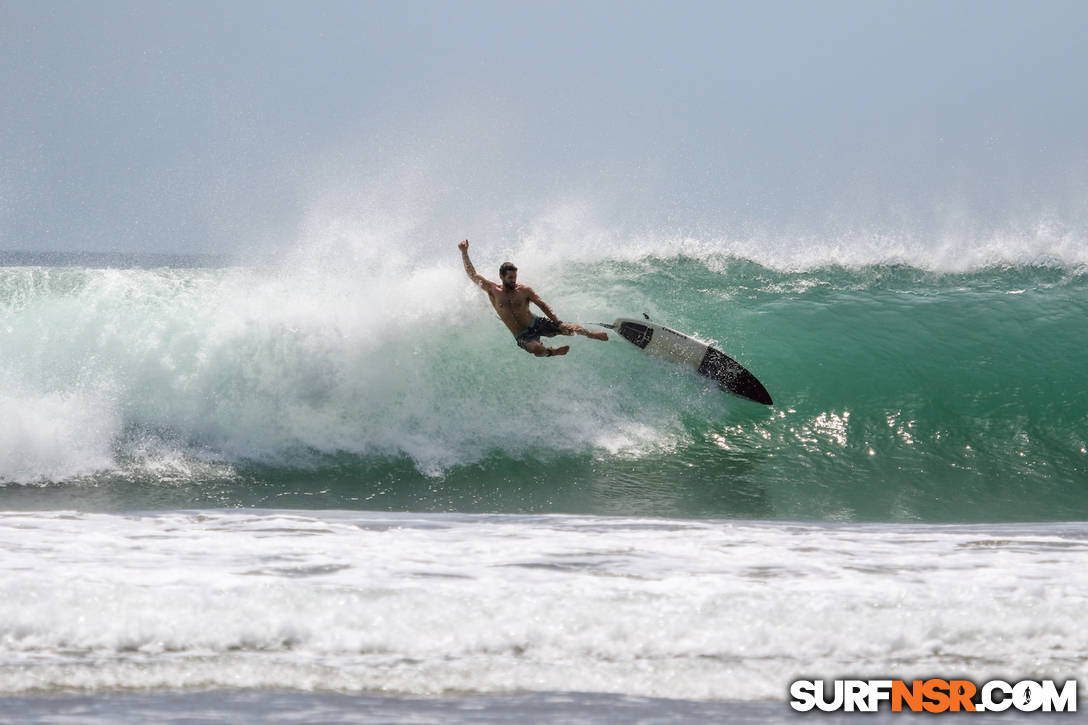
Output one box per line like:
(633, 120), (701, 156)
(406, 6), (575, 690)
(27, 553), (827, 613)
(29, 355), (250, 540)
(459, 240), (608, 357)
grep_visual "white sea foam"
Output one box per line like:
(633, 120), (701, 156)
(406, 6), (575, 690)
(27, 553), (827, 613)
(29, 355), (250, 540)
(0, 510), (1085, 699)
(0, 388), (118, 482)
(0, 258), (692, 483)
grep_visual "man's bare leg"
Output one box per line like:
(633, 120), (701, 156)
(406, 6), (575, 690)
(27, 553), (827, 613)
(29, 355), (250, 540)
(524, 341), (570, 357)
(558, 323), (608, 342)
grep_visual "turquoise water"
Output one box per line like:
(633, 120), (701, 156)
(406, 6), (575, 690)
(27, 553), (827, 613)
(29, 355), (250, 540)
(1, 254), (1086, 521)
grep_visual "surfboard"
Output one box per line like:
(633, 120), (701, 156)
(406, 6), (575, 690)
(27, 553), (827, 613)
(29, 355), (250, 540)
(601, 317), (773, 405)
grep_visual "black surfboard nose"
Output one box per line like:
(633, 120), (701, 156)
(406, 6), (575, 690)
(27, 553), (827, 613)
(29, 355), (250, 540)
(697, 348), (773, 405)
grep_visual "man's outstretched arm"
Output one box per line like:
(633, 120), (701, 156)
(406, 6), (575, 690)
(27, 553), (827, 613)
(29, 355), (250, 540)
(527, 288), (561, 325)
(458, 240), (492, 290)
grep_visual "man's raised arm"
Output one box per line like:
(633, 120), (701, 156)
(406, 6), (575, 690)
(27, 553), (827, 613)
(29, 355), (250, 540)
(458, 240), (491, 290)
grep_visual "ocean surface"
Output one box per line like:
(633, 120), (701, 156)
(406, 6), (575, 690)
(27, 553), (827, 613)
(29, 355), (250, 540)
(2, 245), (1086, 722)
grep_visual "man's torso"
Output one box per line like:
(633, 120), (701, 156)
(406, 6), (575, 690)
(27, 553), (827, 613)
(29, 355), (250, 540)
(488, 284), (534, 335)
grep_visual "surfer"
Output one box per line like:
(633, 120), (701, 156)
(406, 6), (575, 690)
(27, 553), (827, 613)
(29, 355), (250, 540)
(458, 240), (608, 357)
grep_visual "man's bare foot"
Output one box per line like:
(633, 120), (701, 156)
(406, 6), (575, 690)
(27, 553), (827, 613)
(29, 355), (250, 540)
(587, 331), (608, 341)
(548, 345), (570, 357)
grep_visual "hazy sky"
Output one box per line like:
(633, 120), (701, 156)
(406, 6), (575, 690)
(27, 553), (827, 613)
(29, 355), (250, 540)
(2, 0), (1086, 254)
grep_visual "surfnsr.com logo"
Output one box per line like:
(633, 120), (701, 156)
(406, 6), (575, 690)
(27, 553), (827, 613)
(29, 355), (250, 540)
(790, 679), (1078, 713)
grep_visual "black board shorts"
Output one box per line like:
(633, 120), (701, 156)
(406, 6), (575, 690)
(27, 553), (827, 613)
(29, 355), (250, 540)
(515, 317), (562, 350)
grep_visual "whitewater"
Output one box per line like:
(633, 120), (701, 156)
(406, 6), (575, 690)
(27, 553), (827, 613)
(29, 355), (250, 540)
(2, 233), (1087, 722)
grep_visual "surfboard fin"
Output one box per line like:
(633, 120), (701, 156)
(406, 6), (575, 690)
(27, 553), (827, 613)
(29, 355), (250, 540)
(643, 312), (651, 321)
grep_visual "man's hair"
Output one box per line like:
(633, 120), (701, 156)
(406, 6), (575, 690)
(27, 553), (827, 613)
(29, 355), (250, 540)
(499, 262), (517, 275)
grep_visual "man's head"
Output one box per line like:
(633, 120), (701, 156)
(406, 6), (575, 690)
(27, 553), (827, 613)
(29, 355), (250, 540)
(499, 261), (517, 289)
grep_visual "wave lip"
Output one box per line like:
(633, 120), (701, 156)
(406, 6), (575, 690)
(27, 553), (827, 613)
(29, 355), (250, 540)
(507, 207), (1088, 273)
